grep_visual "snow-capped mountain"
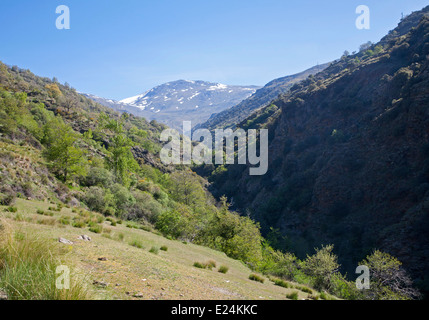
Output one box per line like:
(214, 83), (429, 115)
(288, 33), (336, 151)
(84, 80), (260, 131)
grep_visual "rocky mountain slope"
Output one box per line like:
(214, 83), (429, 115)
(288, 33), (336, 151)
(85, 80), (260, 131)
(208, 5), (429, 293)
(196, 63), (330, 131)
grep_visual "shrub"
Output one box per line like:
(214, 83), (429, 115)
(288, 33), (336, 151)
(0, 193), (15, 206)
(302, 245), (340, 291)
(249, 274), (264, 283)
(218, 265), (229, 274)
(36, 209), (45, 215)
(206, 260), (216, 270)
(359, 250), (421, 300)
(160, 245), (168, 251)
(319, 292), (328, 300)
(149, 246), (159, 254)
(7, 206), (17, 213)
(273, 278), (291, 288)
(286, 291), (299, 300)
(296, 286), (313, 294)
(88, 224), (102, 234)
(85, 167), (114, 188)
(117, 233), (125, 242)
(72, 220), (86, 228)
(83, 187), (110, 214)
(193, 262), (206, 269)
(0, 225), (90, 300)
(129, 239), (144, 249)
(59, 216), (70, 225)
(128, 191), (163, 222)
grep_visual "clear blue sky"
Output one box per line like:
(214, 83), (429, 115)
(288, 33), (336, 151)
(0, 0), (427, 100)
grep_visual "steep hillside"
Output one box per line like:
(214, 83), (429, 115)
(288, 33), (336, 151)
(85, 80), (260, 131)
(1, 198), (318, 301)
(208, 6), (429, 293)
(196, 63), (330, 131)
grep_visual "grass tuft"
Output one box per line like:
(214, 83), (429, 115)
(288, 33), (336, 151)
(286, 291), (299, 300)
(218, 265), (229, 274)
(129, 239), (144, 249)
(0, 220), (90, 300)
(249, 274), (265, 283)
(273, 278), (291, 288)
(149, 246), (159, 254)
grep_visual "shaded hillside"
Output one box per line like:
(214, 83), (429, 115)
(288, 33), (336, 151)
(208, 6), (429, 292)
(196, 63), (330, 131)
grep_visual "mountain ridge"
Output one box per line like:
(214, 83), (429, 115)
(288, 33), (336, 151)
(84, 80), (260, 131)
(196, 63), (331, 131)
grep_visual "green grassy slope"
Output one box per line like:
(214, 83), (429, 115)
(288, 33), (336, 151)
(1, 199), (325, 300)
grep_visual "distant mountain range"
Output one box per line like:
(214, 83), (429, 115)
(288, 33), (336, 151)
(196, 63), (330, 131)
(83, 80), (260, 131)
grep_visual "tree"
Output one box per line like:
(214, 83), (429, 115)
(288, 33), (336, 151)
(200, 196), (263, 265)
(45, 83), (62, 99)
(98, 114), (138, 187)
(62, 95), (78, 113)
(359, 250), (421, 300)
(169, 171), (206, 207)
(43, 117), (86, 181)
(302, 244), (340, 290)
(359, 41), (373, 52)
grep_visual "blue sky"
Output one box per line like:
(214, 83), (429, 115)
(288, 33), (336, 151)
(0, 0), (427, 100)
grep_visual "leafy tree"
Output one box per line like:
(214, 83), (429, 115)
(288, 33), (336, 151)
(169, 171), (206, 207)
(201, 196), (263, 265)
(43, 117), (86, 181)
(359, 250), (421, 300)
(302, 244), (340, 291)
(45, 83), (62, 99)
(359, 41), (373, 52)
(98, 114), (139, 187)
(61, 95), (78, 113)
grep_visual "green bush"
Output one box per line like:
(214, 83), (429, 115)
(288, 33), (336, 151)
(85, 167), (114, 188)
(302, 245), (340, 291)
(286, 291), (299, 300)
(0, 193), (15, 206)
(193, 262), (206, 269)
(0, 228), (90, 300)
(296, 285), (313, 294)
(273, 278), (290, 288)
(72, 220), (86, 228)
(218, 265), (229, 274)
(129, 239), (144, 249)
(83, 187), (111, 214)
(88, 224), (102, 234)
(249, 274), (264, 283)
(149, 246), (159, 254)
(59, 216), (71, 225)
(160, 245), (168, 251)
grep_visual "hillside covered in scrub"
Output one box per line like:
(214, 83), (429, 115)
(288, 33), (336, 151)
(0, 61), (265, 266)
(1, 5), (427, 299)
(205, 5), (429, 296)
(0, 57), (422, 300)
